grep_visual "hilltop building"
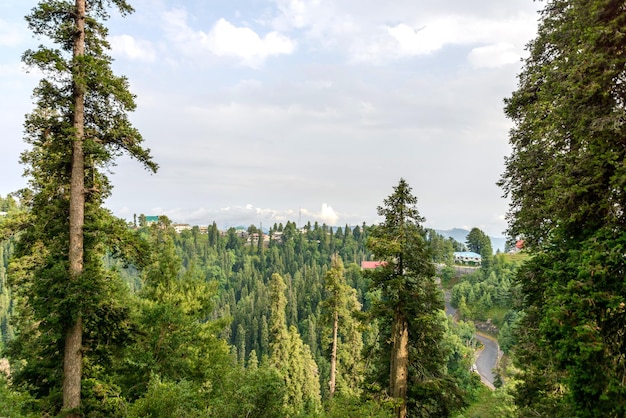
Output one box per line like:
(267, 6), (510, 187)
(453, 251), (482, 265)
(173, 223), (192, 233)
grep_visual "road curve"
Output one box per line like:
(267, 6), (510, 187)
(443, 290), (499, 389)
(474, 333), (498, 389)
(443, 291), (457, 318)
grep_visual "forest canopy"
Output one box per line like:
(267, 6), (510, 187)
(7, 0), (626, 416)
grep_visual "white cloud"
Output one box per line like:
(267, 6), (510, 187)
(110, 35), (156, 62)
(468, 43), (520, 69)
(319, 203), (339, 225)
(160, 8), (194, 44)
(269, 0), (362, 54)
(378, 14), (536, 62)
(152, 3), (537, 68)
(161, 10), (295, 68)
(206, 18), (296, 67)
(119, 203), (344, 229)
(265, 1), (538, 66)
(272, 0), (312, 30)
(387, 22), (447, 55)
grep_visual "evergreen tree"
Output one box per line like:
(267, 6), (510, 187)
(426, 229), (455, 265)
(10, 0), (156, 414)
(321, 253), (364, 400)
(0, 195), (19, 213)
(465, 227), (493, 269)
(500, 0), (626, 415)
(260, 314), (270, 358)
(268, 272), (321, 414)
(120, 225), (231, 402)
(366, 179), (455, 417)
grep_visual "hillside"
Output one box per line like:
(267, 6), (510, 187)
(435, 228), (506, 253)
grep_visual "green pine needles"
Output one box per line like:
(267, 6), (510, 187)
(501, 0), (626, 416)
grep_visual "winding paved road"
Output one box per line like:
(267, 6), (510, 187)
(474, 333), (498, 389)
(443, 291), (498, 389)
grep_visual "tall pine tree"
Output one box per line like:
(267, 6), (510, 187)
(366, 179), (457, 417)
(321, 253), (364, 399)
(268, 272), (321, 414)
(9, 0), (156, 415)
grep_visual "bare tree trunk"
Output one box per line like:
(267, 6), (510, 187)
(390, 312), (409, 418)
(63, 0), (86, 415)
(390, 316), (397, 393)
(329, 311), (338, 398)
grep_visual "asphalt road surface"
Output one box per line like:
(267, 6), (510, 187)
(444, 292), (457, 318)
(474, 333), (498, 389)
(443, 291), (498, 389)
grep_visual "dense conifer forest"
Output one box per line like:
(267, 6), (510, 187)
(2, 0), (626, 416)
(1, 192), (487, 416)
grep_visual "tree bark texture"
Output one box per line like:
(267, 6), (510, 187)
(63, 0), (86, 414)
(390, 312), (408, 418)
(329, 311), (338, 398)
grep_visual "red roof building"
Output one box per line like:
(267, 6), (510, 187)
(360, 261), (386, 270)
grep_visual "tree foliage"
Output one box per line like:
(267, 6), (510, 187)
(268, 272), (322, 415)
(450, 254), (522, 323)
(500, 0), (626, 415)
(365, 179), (466, 417)
(1, 197), (481, 416)
(7, 0), (156, 414)
(321, 254), (364, 399)
(465, 227), (493, 269)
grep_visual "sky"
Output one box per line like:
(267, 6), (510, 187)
(0, 0), (541, 237)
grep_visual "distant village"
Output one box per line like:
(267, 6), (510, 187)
(139, 214), (524, 269)
(139, 214), (318, 246)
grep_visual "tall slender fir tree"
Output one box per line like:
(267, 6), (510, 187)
(10, 1), (156, 415)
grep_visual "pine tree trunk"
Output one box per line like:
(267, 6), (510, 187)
(63, 316), (82, 413)
(390, 312), (408, 418)
(329, 311), (338, 398)
(63, 0), (86, 414)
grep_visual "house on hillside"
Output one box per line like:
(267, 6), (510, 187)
(509, 239), (525, 254)
(453, 251), (482, 265)
(247, 232), (263, 244)
(361, 261), (386, 270)
(173, 223), (192, 233)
